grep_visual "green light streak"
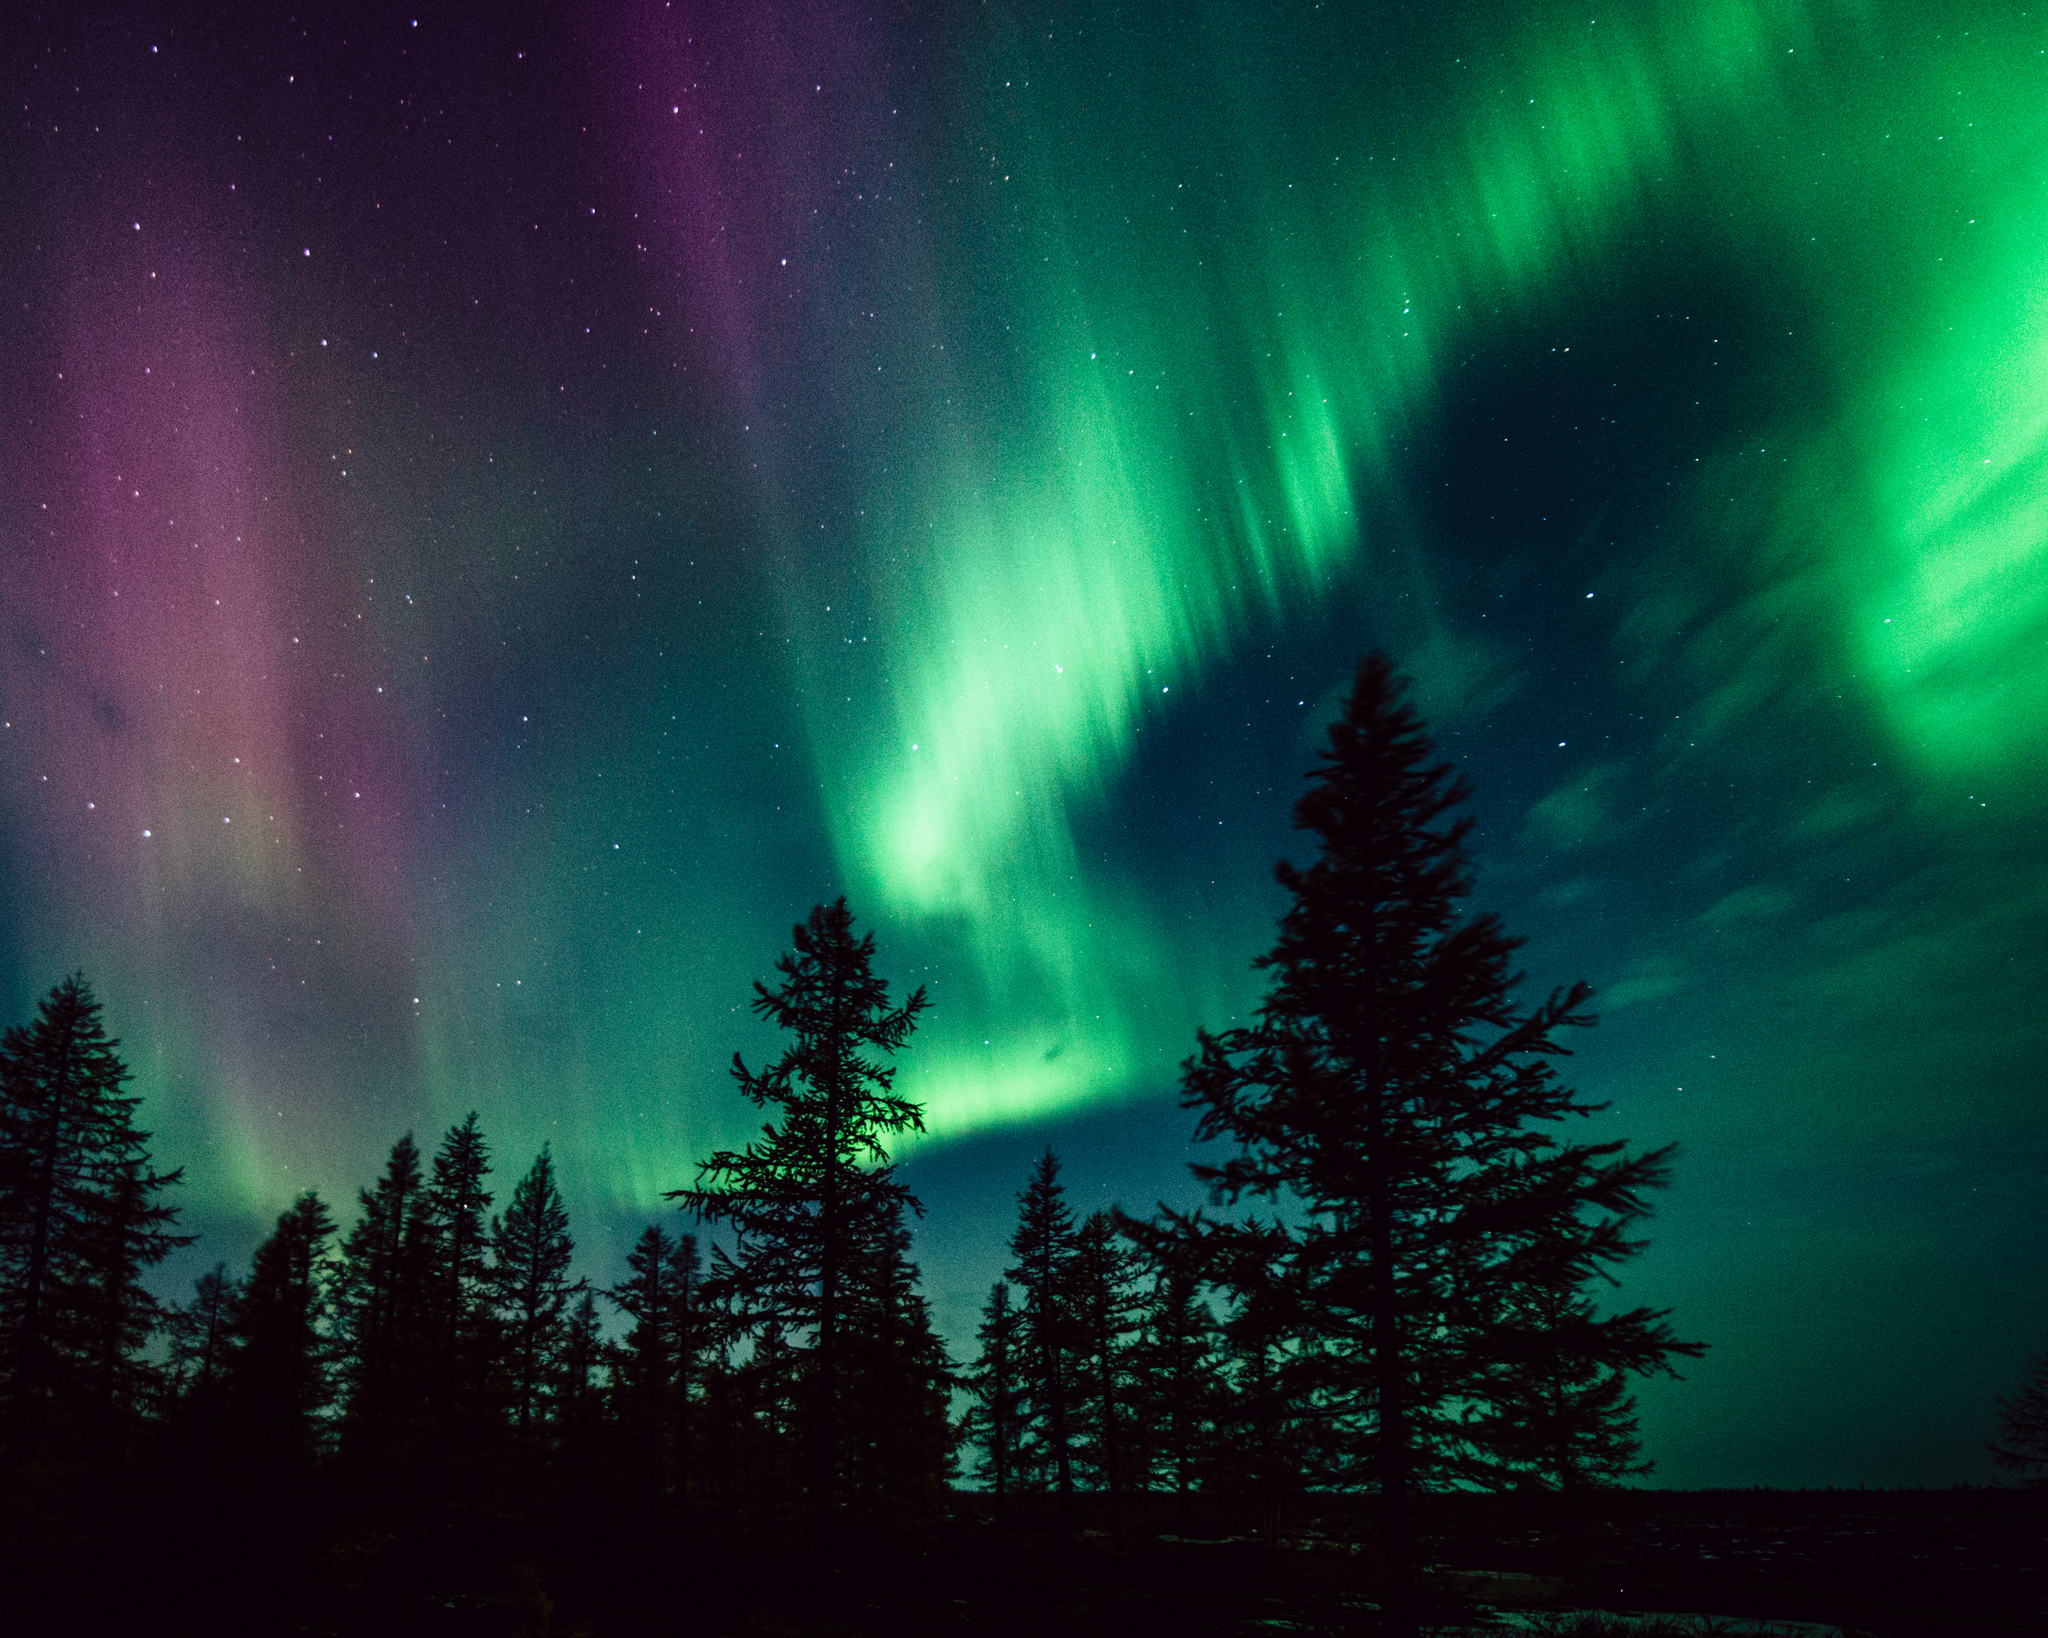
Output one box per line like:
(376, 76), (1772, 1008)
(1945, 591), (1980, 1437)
(820, 0), (1888, 1137)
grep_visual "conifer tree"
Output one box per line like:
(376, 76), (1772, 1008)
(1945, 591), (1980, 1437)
(666, 1227), (709, 1502)
(1072, 1210), (1144, 1528)
(1125, 1259), (1225, 1527)
(835, 1201), (957, 1509)
(673, 898), (932, 1518)
(1005, 1150), (1081, 1512)
(1990, 1341), (2048, 1486)
(78, 1152), (193, 1442)
(963, 1280), (1026, 1508)
(491, 1144), (577, 1435)
(227, 1191), (337, 1470)
(423, 1112), (495, 1443)
(555, 1285), (607, 1471)
(0, 974), (186, 1451)
(607, 1222), (694, 1494)
(333, 1133), (433, 1452)
(1203, 1224), (1310, 1547)
(1170, 655), (1700, 1625)
(168, 1261), (243, 1416)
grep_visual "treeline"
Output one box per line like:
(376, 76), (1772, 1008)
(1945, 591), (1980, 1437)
(0, 656), (1710, 1633)
(0, 916), (956, 1534)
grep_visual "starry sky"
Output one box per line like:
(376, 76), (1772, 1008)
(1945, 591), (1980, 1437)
(4, 0), (2045, 1489)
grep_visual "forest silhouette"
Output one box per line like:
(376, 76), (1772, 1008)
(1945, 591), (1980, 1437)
(3, 658), (2033, 1636)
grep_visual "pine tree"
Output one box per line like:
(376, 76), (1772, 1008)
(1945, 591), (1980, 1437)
(333, 1132), (433, 1455)
(423, 1112), (496, 1440)
(1125, 1258), (1225, 1528)
(1990, 1341), (2048, 1485)
(604, 1224), (715, 1496)
(672, 898), (932, 1518)
(1173, 655), (1701, 1624)
(835, 1200), (957, 1511)
(666, 1228), (709, 1503)
(963, 1280), (1026, 1508)
(491, 1144), (578, 1435)
(1204, 1223), (1310, 1548)
(555, 1285), (607, 1478)
(1072, 1210), (1143, 1529)
(0, 974), (186, 1453)
(167, 1261), (243, 1416)
(227, 1191), (337, 1471)
(1005, 1150), (1081, 1514)
(77, 1152), (193, 1444)
(1470, 1210), (1696, 1491)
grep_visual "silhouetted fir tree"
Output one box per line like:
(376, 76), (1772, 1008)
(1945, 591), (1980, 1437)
(334, 1132), (434, 1460)
(1071, 1210), (1143, 1530)
(1169, 654), (1701, 1629)
(963, 1280), (1026, 1509)
(1990, 1340), (2048, 1485)
(672, 897), (931, 1521)
(226, 1191), (337, 1473)
(77, 1152), (193, 1450)
(422, 1111), (496, 1450)
(167, 1261), (243, 1419)
(1125, 1258), (1225, 1528)
(607, 1222), (688, 1495)
(835, 1200), (957, 1510)
(554, 1285), (607, 1483)
(1204, 1224), (1310, 1548)
(665, 1228), (709, 1502)
(0, 974), (184, 1458)
(1470, 1202), (1700, 1491)
(491, 1144), (577, 1437)
(1005, 1150), (1081, 1516)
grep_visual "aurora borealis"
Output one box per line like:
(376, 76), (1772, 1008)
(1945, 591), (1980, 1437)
(4, 0), (2046, 1488)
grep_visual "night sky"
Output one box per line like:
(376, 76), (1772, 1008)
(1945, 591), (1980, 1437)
(4, 0), (2045, 1490)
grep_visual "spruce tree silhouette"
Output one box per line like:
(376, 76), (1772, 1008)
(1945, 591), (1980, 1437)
(491, 1144), (578, 1437)
(0, 974), (188, 1459)
(835, 1199), (957, 1511)
(335, 1132), (432, 1464)
(1120, 1246), (1227, 1530)
(964, 1280), (1025, 1513)
(80, 1152), (193, 1454)
(167, 1261), (243, 1420)
(423, 1112), (495, 1449)
(666, 1228), (709, 1503)
(1991, 1341), (2048, 1485)
(1005, 1150), (1081, 1525)
(1167, 654), (1700, 1631)
(673, 898), (931, 1527)
(1072, 1210), (1143, 1535)
(227, 1191), (337, 1473)
(607, 1222), (692, 1496)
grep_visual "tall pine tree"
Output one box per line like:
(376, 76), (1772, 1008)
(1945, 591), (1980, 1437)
(491, 1144), (578, 1436)
(606, 1223), (700, 1497)
(673, 898), (935, 1520)
(1125, 1256), (1225, 1529)
(333, 1132), (433, 1459)
(1004, 1150), (1080, 1516)
(1172, 655), (1700, 1626)
(0, 974), (186, 1455)
(963, 1280), (1025, 1509)
(226, 1191), (337, 1473)
(422, 1111), (495, 1447)
(1071, 1210), (1143, 1531)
